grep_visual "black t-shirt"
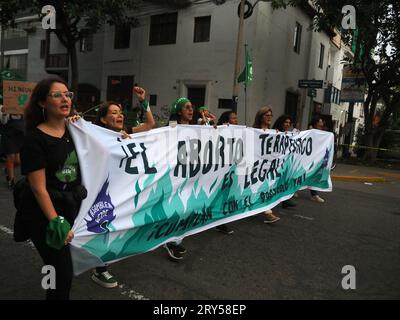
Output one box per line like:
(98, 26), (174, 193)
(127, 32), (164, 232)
(20, 127), (81, 224)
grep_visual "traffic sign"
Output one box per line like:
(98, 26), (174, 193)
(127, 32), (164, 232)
(298, 80), (324, 88)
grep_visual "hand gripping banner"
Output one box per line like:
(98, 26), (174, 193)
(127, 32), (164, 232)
(69, 120), (334, 275)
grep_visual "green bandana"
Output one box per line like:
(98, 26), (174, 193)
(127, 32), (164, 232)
(46, 216), (71, 250)
(170, 97), (190, 115)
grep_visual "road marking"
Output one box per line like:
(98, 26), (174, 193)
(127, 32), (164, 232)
(118, 284), (150, 300)
(1, 224), (149, 300)
(0, 225), (14, 236)
(0, 225), (36, 248)
(293, 214), (314, 221)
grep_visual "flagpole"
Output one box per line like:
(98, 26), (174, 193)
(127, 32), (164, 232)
(244, 43), (248, 126)
(232, 0), (246, 114)
(244, 86), (247, 125)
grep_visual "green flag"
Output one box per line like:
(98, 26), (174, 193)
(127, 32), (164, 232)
(351, 29), (364, 61)
(238, 45), (253, 88)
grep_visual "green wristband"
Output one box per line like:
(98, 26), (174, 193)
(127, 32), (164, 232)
(46, 216), (71, 250)
(139, 100), (150, 112)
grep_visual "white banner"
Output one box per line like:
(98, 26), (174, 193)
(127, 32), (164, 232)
(69, 120), (334, 275)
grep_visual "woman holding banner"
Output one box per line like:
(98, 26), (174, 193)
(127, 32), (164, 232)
(91, 86), (155, 288)
(307, 116), (326, 203)
(272, 114), (298, 209)
(162, 97), (195, 261)
(252, 107), (281, 223)
(19, 77), (84, 300)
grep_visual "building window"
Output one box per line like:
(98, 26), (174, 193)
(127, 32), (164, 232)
(3, 28), (26, 39)
(293, 22), (302, 54)
(40, 39), (46, 59)
(319, 43), (325, 69)
(4, 54), (27, 79)
(218, 99), (233, 109)
(149, 12), (178, 46)
(80, 29), (93, 52)
(149, 94), (157, 106)
(194, 16), (211, 43)
(114, 25), (130, 49)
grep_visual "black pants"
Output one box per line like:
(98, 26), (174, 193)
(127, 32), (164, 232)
(95, 265), (108, 273)
(310, 190), (318, 196)
(28, 221), (73, 300)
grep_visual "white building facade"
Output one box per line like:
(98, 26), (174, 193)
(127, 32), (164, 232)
(2, 0), (363, 136)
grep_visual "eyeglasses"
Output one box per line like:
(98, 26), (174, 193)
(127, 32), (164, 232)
(48, 91), (74, 99)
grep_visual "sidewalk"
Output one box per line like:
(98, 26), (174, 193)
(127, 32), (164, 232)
(331, 163), (400, 182)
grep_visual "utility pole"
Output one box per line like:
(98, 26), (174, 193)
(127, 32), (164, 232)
(232, 0), (246, 113)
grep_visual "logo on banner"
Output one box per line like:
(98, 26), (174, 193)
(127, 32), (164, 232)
(85, 179), (115, 233)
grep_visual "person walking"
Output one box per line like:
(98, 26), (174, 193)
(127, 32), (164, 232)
(90, 86), (155, 287)
(163, 97), (195, 260)
(0, 107), (25, 189)
(19, 77), (84, 299)
(308, 116), (327, 203)
(253, 107), (281, 223)
(273, 114), (297, 209)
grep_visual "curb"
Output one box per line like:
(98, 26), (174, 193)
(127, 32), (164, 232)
(331, 175), (386, 182)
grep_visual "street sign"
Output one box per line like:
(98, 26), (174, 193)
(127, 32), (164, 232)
(298, 80), (324, 88)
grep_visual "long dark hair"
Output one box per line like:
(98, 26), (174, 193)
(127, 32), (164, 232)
(94, 101), (122, 129)
(273, 114), (293, 132)
(25, 77), (69, 131)
(217, 111), (235, 125)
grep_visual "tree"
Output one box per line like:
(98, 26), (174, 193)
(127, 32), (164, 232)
(277, 0), (400, 162)
(1, 0), (145, 97)
(0, 0), (191, 100)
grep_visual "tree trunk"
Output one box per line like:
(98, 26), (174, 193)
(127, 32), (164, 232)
(363, 128), (386, 163)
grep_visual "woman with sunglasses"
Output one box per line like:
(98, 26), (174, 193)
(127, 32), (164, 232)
(19, 77), (83, 299)
(253, 107), (281, 223)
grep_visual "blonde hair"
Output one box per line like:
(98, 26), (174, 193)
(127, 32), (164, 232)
(253, 106), (273, 129)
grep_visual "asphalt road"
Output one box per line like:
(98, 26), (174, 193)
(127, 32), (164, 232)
(1, 170), (399, 300)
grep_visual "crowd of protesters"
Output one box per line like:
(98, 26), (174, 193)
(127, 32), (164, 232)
(2, 76), (330, 299)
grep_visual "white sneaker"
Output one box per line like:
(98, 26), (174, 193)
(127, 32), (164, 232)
(311, 195), (325, 203)
(264, 211), (280, 224)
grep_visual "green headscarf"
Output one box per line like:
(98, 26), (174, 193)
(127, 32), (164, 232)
(197, 106), (208, 112)
(170, 97), (190, 115)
